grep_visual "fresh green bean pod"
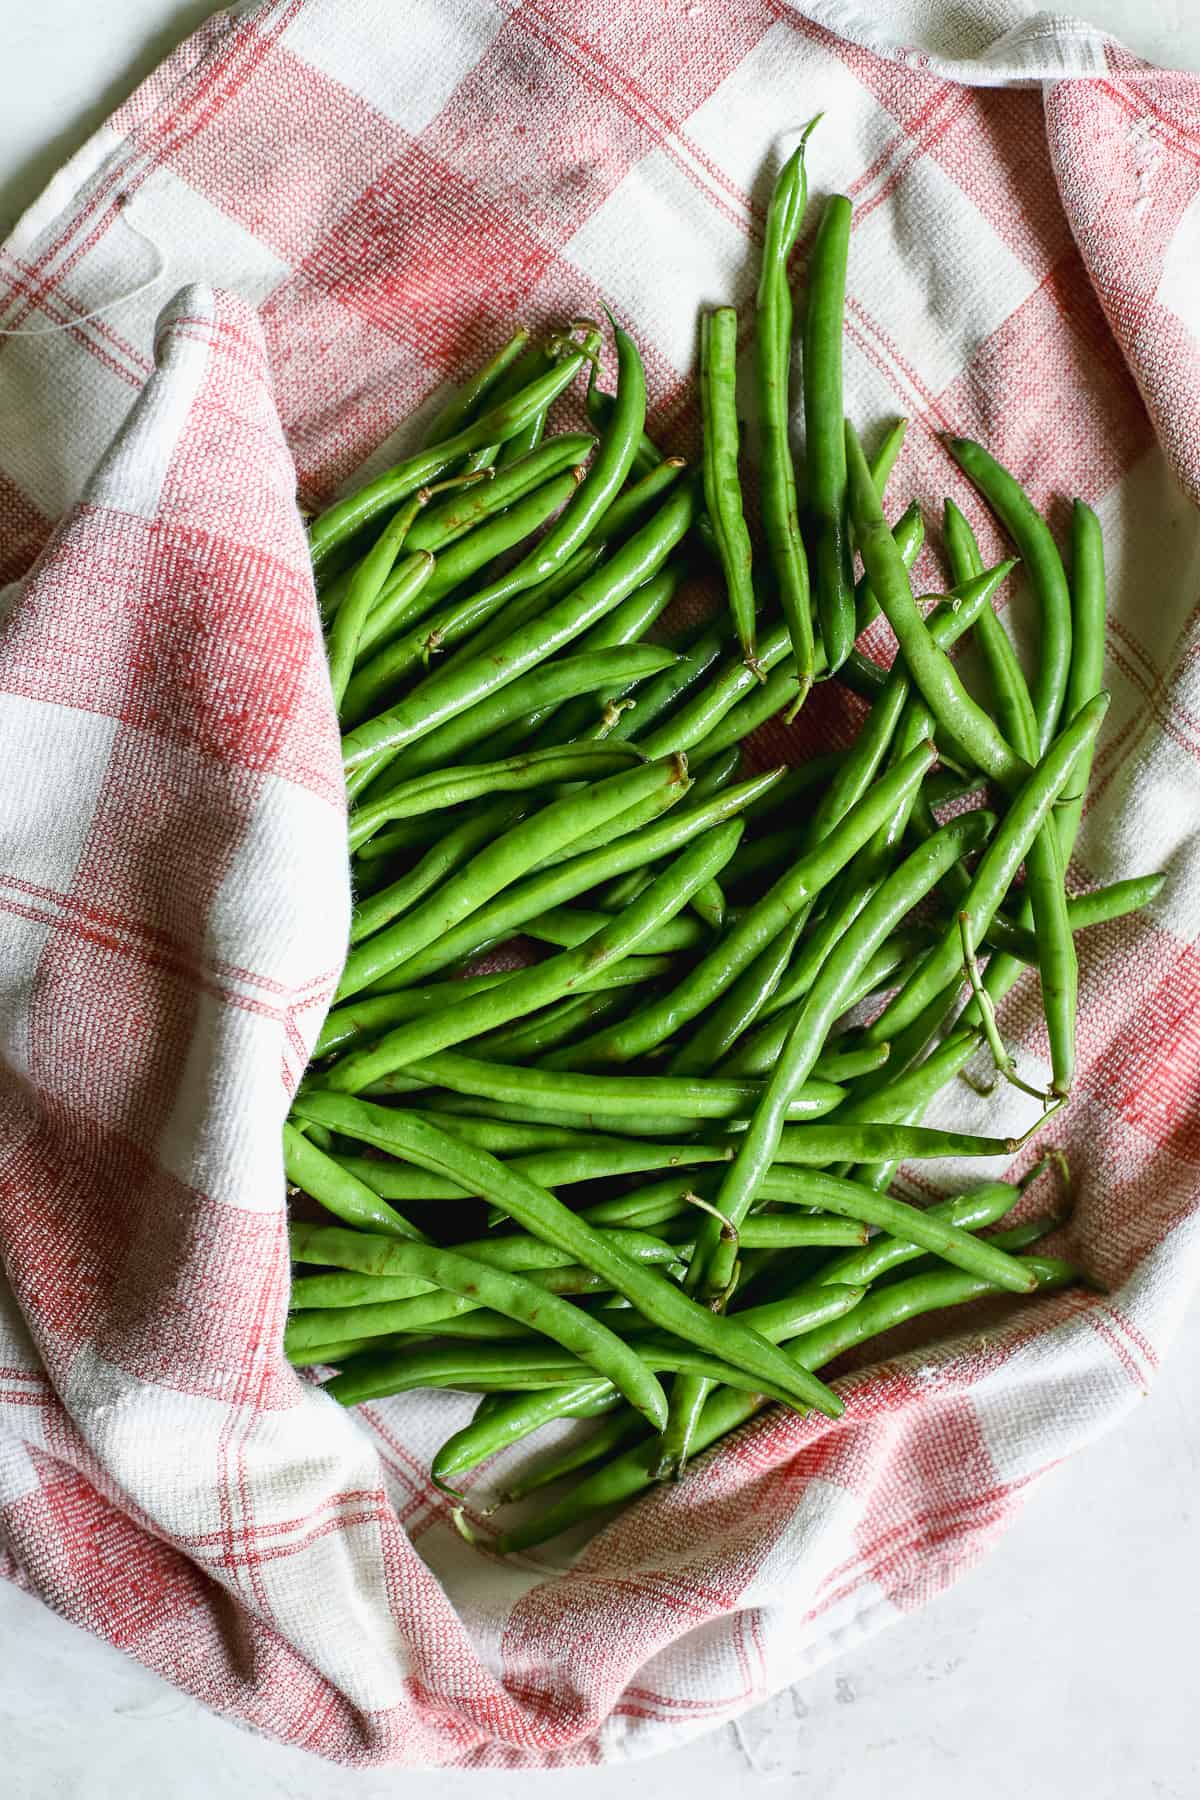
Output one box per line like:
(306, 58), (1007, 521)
(804, 196), (855, 671)
(946, 437), (1072, 753)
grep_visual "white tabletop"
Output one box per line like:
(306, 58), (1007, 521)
(3, 6), (1199, 1795)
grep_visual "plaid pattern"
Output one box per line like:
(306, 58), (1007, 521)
(1, 0), (1198, 1768)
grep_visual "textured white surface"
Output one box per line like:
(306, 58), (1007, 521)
(2, 3), (1199, 1793)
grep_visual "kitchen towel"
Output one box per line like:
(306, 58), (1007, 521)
(1, 0), (1198, 1768)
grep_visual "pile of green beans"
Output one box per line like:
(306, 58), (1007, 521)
(284, 138), (1157, 1554)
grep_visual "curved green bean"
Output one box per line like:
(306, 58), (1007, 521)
(944, 498), (1076, 1096)
(290, 1095), (845, 1418)
(487, 1256), (1076, 1552)
(283, 1123), (427, 1242)
(290, 1227), (670, 1425)
(946, 437), (1072, 752)
(845, 422), (1025, 787)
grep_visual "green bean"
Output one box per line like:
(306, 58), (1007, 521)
(362, 768), (781, 990)
(381, 670), (644, 797)
(294, 1225), (671, 1423)
(414, 322), (647, 644)
(342, 481), (697, 793)
(488, 345), (555, 465)
(287, 1267), (625, 1355)
(327, 492), (432, 707)
(615, 623), (728, 745)
(345, 545), (443, 668)
(353, 451), (583, 656)
(732, 1216), (867, 1249)
(669, 912), (805, 1076)
(404, 1112), (620, 1156)
(529, 773), (688, 870)
(816, 1178), (1026, 1288)
(520, 905), (704, 954)
(335, 1138), (733, 1204)
(854, 499), (924, 634)
(868, 418), (907, 501)
(861, 693), (1108, 1046)
(350, 446), (596, 663)
(946, 438), (1072, 752)
(634, 619), (795, 759)
(944, 499), (1076, 1096)
(347, 741), (653, 856)
(487, 1256), (1076, 1551)
(339, 758), (682, 999)
(582, 1173), (713, 1230)
(586, 381), (664, 481)
(421, 328), (533, 446)
(701, 308), (758, 670)
(430, 544), (608, 684)
(396, 1048), (846, 1124)
(438, 1381), (621, 1489)
(1055, 499), (1107, 859)
(289, 1235), (682, 1348)
(310, 350), (588, 570)
(804, 197), (855, 671)
(983, 874), (1165, 963)
(413, 1082), (844, 1139)
(542, 742), (936, 1069)
(845, 423), (1025, 785)
(290, 1095), (844, 1418)
(690, 810), (1001, 1305)
(812, 1042), (892, 1082)
(527, 560), (689, 747)
(981, 1213), (1065, 1254)
(643, 506), (920, 768)
(798, 562), (1008, 977)
(722, 929), (931, 1075)
(283, 1124), (428, 1242)
(342, 466), (586, 725)
(758, 130), (817, 698)
(320, 822), (745, 1087)
(836, 1027), (983, 1126)
(825, 565), (1013, 849)
(343, 1321), (842, 1411)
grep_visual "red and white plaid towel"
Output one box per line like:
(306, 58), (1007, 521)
(1, 0), (1198, 1768)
